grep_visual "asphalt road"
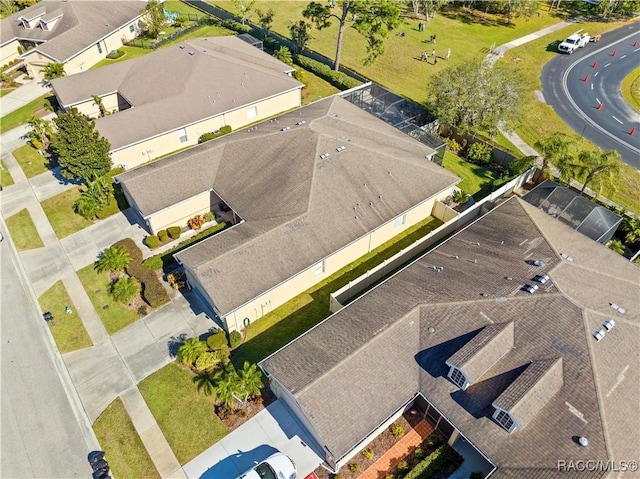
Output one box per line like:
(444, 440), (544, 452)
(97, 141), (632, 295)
(541, 20), (640, 169)
(0, 238), (94, 478)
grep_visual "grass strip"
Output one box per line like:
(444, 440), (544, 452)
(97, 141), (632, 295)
(5, 208), (44, 250)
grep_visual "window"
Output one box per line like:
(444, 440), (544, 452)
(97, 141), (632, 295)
(495, 410), (515, 432)
(315, 261), (325, 277)
(394, 214), (406, 230)
(129, 24), (135, 33)
(177, 128), (188, 143)
(96, 42), (102, 54)
(246, 106), (257, 119)
(449, 367), (466, 389)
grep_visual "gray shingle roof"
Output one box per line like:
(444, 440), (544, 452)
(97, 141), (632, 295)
(119, 95), (458, 316)
(1, 1), (142, 62)
(261, 197), (640, 474)
(51, 36), (302, 150)
(446, 321), (514, 385)
(493, 357), (563, 430)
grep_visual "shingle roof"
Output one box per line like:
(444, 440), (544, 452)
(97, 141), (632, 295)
(1, 1), (142, 62)
(446, 321), (514, 385)
(51, 36), (302, 150)
(119, 95), (459, 316)
(261, 197), (640, 475)
(493, 357), (563, 429)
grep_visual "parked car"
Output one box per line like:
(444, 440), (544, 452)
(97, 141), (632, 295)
(235, 452), (297, 479)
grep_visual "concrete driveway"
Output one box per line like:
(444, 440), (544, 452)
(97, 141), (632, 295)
(183, 400), (323, 479)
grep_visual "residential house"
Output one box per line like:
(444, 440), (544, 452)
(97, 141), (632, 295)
(1, 0), (144, 77)
(260, 197), (640, 476)
(51, 36), (303, 169)
(117, 95), (460, 331)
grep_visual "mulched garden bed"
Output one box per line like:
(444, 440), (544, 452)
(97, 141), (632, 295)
(216, 385), (276, 430)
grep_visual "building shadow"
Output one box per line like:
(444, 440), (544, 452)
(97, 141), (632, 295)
(415, 328), (482, 378)
(198, 444), (279, 479)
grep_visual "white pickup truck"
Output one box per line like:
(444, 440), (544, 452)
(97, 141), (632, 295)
(558, 30), (591, 54)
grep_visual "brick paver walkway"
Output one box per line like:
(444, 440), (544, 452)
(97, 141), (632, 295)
(359, 420), (434, 479)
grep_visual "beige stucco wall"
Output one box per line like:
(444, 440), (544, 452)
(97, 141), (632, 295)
(70, 92), (122, 117)
(222, 184), (456, 332)
(147, 191), (213, 234)
(1, 40), (21, 67)
(110, 88), (302, 170)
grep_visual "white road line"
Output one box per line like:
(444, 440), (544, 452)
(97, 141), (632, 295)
(604, 62), (611, 67)
(591, 84), (593, 90)
(612, 116), (623, 124)
(596, 97), (601, 104)
(634, 47), (640, 52)
(594, 71), (599, 77)
(620, 54), (627, 59)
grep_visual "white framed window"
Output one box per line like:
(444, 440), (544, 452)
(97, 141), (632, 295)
(177, 128), (188, 143)
(129, 24), (135, 33)
(246, 106), (257, 119)
(96, 42), (102, 54)
(494, 410), (515, 432)
(449, 367), (467, 389)
(394, 214), (406, 230)
(315, 261), (325, 277)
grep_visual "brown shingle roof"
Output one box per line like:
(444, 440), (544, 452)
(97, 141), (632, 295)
(446, 321), (514, 385)
(493, 357), (563, 430)
(51, 36), (302, 150)
(261, 197), (640, 474)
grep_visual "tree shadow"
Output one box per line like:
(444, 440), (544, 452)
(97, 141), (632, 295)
(439, 7), (504, 28)
(167, 332), (187, 358)
(546, 40), (562, 53)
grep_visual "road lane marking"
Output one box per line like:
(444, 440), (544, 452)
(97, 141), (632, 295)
(620, 55), (627, 59)
(596, 97), (601, 104)
(591, 84), (593, 90)
(611, 116), (623, 124)
(634, 47), (640, 52)
(604, 62), (611, 67)
(594, 71), (599, 77)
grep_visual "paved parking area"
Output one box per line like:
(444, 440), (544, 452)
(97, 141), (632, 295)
(183, 400), (323, 479)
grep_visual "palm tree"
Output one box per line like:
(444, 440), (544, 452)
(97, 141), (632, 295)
(534, 133), (574, 179)
(74, 191), (100, 219)
(176, 338), (207, 367)
(91, 95), (108, 118)
(573, 149), (622, 195)
(608, 239), (625, 255)
(620, 217), (640, 245)
(42, 62), (65, 81)
(94, 245), (132, 273)
(25, 116), (54, 154)
(214, 365), (242, 410)
(237, 361), (263, 403)
(273, 46), (293, 65)
(110, 277), (139, 303)
(86, 175), (113, 208)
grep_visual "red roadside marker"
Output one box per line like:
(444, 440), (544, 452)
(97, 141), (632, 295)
(630, 127), (636, 136)
(596, 102), (603, 111)
(583, 74), (589, 82)
(592, 60), (598, 68)
(611, 49), (617, 57)
(633, 40), (638, 47)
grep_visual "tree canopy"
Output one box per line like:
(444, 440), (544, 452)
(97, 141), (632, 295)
(429, 60), (524, 135)
(42, 62), (65, 81)
(303, 0), (401, 70)
(141, 0), (165, 39)
(51, 108), (112, 181)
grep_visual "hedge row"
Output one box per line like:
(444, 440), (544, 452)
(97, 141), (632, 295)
(404, 445), (463, 479)
(292, 54), (361, 91)
(113, 238), (169, 308)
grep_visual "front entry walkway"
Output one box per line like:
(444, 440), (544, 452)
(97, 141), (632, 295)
(183, 400), (323, 479)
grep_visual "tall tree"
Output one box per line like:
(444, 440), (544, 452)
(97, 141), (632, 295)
(619, 217), (640, 245)
(94, 245), (132, 273)
(289, 20), (312, 53)
(273, 46), (293, 65)
(257, 7), (274, 38)
(232, 0), (256, 25)
(141, 0), (165, 39)
(177, 338), (207, 367)
(570, 149), (622, 194)
(25, 116), (54, 154)
(534, 133), (574, 179)
(42, 62), (65, 81)
(495, 0), (538, 25)
(303, 0), (401, 70)
(51, 108), (112, 181)
(236, 361), (263, 403)
(429, 60), (523, 135)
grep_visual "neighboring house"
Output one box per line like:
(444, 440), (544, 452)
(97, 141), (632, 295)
(51, 36), (304, 169)
(117, 95), (460, 331)
(0, 0), (144, 77)
(260, 197), (640, 476)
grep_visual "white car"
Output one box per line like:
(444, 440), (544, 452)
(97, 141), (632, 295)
(236, 452), (297, 479)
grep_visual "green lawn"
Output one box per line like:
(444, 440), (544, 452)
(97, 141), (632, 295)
(621, 65), (640, 113)
(91, 46), (151, 69)
(5, 208), (44, 250)
(76, 265), (142, 335)
(94, 398), (160, 479)
(442, 152), (499, 199)
(38, 281), (92, 353)
(232, 215), (443, 366)
(0, 94), (52, 133)
(12, 144), (49, 178)
(139, 363), (228, 465)
(40, 188), (93, 239)
(0, 88), (15, 97)
(0, 160), (14, 187)
(301, 68), (340, 105)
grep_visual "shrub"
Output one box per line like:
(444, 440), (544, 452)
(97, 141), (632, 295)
(292, 54), (361, 90)
(264, 37), (280, 51)
(167, 226), (181, 240)
(137, 305), (148, 316)
(107, 49), (124, 59)
(397, 460), (409, 471)
(453, 189), (470, 204)
(362, 448), (375, 460)
(198, 132), (216, 143)
(385, 475), (395, 479)
(426, 434), (443, 448)
(348, 463), (361, 473)
(390, 423), (405, 438)
(219, 125), (232, 135)
(145, 235), (159, 249)
(216, 347), (230, 363)
(443, 136), (462, 153)
(292, 69), (306, 84)
(158, 229), (169, 242)
(203, 211), (215, 223)
(188, 214), (205, 231)
(221, 19), (251, 34)
(142, 255), (163, 271)
(414, 447), (424, 458)
(126, 260), (170, 308)
(195, 351), (221, 371)
(207, 330), (228, 351)
(228, 330), (243, 349)
(403, 445), (463, 479)
(464, 141), (493, 165)
(113, 238), (143, 263)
